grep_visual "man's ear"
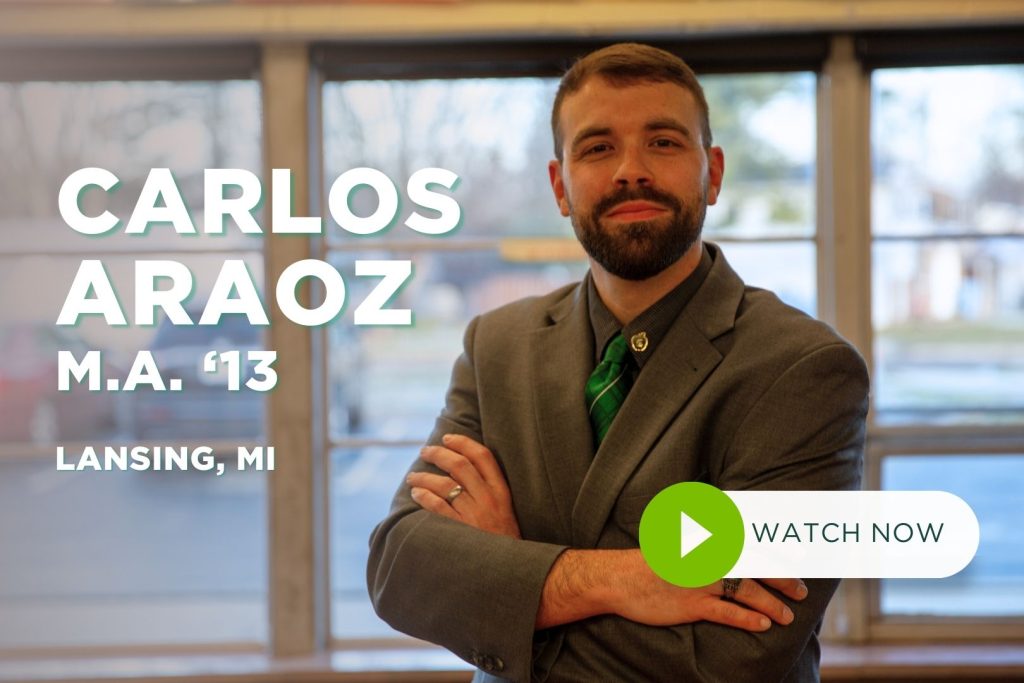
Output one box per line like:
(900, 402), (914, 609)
(548, 160), (571, 217)
(706, 146), (725, 205)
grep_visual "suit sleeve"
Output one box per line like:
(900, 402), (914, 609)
(366, 315), (568, 682)
(691, 341), (869, 683)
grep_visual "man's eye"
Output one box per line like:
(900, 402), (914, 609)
(584, 143), (611, 155)
(653, 138), (681, 148)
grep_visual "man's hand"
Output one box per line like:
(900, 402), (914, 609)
(407, 435), (808, 636)
(406, 433), (522, 539)
(537, 549), (808, 632)
(610, 552), (805, 630)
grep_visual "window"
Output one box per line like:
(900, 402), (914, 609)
(880, 454), (1024, 617)
(702, 72), (818, 315)
(871, 66), (1024, 426)
(0, 80), (267, 650)
(870, 64), (1024, 622)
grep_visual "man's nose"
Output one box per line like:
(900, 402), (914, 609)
(612, 148), (653, 186)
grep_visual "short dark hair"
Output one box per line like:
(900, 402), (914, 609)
(551, 43), (712, 160)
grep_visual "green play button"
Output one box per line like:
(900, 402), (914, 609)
(639, 482), (745, 588)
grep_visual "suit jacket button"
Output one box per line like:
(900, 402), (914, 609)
(480, 655), (495, 671)
(492, 656), (505, 672)
(469, 650), (482, 667)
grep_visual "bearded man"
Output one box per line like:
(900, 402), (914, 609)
(368, 42), (869, 683)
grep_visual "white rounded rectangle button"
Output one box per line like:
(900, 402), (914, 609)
(725, 491), (979, 578)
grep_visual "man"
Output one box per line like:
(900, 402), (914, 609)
(367, 43), (868, 682)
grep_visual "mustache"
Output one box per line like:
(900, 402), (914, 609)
(592, 186), (683, 218)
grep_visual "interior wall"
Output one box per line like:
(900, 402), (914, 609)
(0, 0), (1023, 45)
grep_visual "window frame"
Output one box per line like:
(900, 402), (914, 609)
(858, 42), (1024, 640)
(0, 53), (275, 657)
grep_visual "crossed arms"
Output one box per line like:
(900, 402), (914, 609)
(409, 433), (805, 634)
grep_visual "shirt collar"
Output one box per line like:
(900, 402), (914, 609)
(588, 244), (714, 368)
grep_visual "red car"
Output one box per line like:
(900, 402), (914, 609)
(0, 322), (119, 445)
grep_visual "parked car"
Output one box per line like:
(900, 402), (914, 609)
(0, 322), (119, 445)
(130, 314), (265, 441)
(130, 310), (368, 442)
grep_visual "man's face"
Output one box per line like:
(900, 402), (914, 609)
(549, 77), (724, 281)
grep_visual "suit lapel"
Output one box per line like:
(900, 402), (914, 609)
(529, 283), (595, 541)
(571, 245), (746, 547)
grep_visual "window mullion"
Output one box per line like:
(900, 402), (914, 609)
(817, 33), (874, 644)
(262, 41), (325, 657)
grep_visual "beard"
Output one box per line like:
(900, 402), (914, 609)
(570, 184), (706, 281)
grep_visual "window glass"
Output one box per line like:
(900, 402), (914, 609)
(0, 81), (267, 649)
(871, 66), (1024, 424)
(717, 241), (816, 315)
(321, 78), (567, 243)
(331, 445), (416, 639)
(0, 460), (267, 648)
(0, 81), (263, 254)
(0, 253), (266, 446)
(326, 248), (586, 442)
(872, 67), (1024, 238)
(881, 455), (1024, 617)
(702, 72), (816, 240)
(872, 238), (1024, 423)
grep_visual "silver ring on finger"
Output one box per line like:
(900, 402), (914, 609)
(721, 577), (742, 601)
(444, 484), (464, 504)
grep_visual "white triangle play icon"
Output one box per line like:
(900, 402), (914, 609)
(680, 511), (713, 558)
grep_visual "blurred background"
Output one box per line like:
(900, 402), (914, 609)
(0, 2), (1022, 681)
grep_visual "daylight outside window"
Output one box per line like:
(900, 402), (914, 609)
(0, 81), (268, 650)
(871, 65), (1024, 618)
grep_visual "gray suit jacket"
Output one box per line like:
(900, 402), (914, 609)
(367, 244), (869, 683)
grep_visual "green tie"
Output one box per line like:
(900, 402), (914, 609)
(585, 333), (633, 445)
